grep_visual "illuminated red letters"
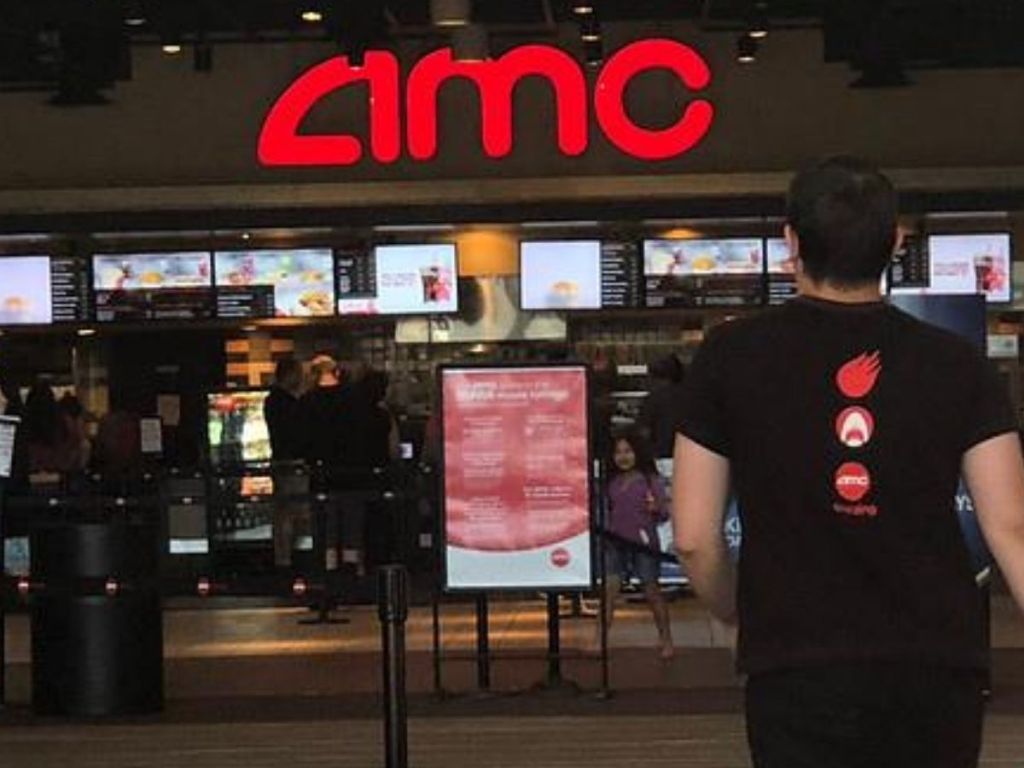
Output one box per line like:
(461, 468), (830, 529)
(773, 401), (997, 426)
(258, 38), (713, 166)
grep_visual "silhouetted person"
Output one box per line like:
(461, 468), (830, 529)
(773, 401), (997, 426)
(265, 357), (307, 570)
(637, 354), (687, 459)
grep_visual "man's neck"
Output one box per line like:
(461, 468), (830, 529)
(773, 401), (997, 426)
(797, 277), (883, 304)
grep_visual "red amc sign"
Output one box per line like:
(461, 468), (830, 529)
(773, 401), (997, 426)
(259, 38), (714, 167)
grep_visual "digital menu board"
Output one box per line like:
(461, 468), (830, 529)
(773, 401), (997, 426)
(643, 238), (764, 308)
(441, 365), (592, 591)
(207, 390), (271, 466)
(93, 252), (214, 322)
(928, 234), (1011, 303)
(337, 244), (458, 315)
(519, 240), (641, 310)
(0, 256), (91, 326)
(214, 249), (335, 319)
(766, 238), (797, 305)
(887, 234), (927, 291)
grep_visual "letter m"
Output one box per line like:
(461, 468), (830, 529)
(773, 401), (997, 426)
(406, 45), (588, 161)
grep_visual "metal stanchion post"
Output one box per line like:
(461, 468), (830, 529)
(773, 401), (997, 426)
(476, 592), (490, 691)
(546, 592), (562, 687)
(378, 565), (409, 768)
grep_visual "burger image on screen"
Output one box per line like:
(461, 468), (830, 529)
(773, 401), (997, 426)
(0, 296), (30, 323)
(547, 280), (580, 308)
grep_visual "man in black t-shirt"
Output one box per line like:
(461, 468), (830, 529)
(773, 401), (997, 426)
(673, 157), (1024, 768)
(264, 356), (306, 569)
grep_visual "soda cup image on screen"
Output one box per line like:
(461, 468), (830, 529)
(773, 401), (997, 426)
(420, 265), (452, 304)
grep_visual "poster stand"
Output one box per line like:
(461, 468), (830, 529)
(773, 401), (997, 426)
(431, 365), (610, 698)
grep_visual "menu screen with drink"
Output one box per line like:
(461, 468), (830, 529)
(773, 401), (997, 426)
(519, 240), (642, 310)
(337, 244), (458, 315)
(643, 238), (764, 308)
(928, 234), (1011, 303)
(441, 366), (592, 591)
(214, 249), (335, 319)
(93, 252), (214, 322)
(0, 256), (91, 326)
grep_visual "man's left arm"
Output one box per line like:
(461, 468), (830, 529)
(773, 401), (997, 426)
(672, 433), (736, 624)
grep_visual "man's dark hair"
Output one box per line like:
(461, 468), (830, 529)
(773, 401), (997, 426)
(786, 156), (898, 286)
(274, 356), (302, 385)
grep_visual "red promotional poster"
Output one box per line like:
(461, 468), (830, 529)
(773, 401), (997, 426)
(441, 366), (592, 591)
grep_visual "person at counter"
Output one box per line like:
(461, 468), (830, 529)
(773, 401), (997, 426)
(301, 354), (360, 575)
(637, 354), (687, 460)
(264, 356), (307, 571)
(673, 157), (1024, 767)
(23, 381), (87, 478)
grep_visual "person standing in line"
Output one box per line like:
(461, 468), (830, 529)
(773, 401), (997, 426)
(603, 431), (674, 660)
(264, 356), (307, 572)
(673, 157), (1024, 768)
(301, 354), (358, 576)
(637, 354), (687, 460)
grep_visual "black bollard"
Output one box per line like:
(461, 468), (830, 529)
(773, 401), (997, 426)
(378, 565), (409, 768)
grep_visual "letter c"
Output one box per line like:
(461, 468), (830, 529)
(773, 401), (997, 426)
(595, 39), (714, 161)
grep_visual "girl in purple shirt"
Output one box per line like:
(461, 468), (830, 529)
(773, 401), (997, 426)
(604, 431), (674, 660)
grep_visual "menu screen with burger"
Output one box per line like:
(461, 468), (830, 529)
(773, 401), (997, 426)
(337, 244), (458, 315)
(519, 240), (641, 310)
(643, 238), (764, 308)
(214, 249), (335, 319)
(93, 252), (214, 322)
(0, 255), (90, 326)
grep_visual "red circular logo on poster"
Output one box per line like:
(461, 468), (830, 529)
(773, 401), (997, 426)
(835, 407), (875, 448)
(551, 548), (571, 568)
(835, 462), (871, 502)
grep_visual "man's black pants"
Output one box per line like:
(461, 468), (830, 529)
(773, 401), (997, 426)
(745, 662), (985, 768)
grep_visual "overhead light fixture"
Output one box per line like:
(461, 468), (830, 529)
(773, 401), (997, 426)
(124, 0), (147, 27)
(431, 0), (471, 27)
(453, 23), (489, 62)
(572, 2), (595, 15)
(301, 9), (324, 23)
(77, 328), (97, 337)
(737, 33), (758, 64)
(748, 2), (769, 38)
(580, 17), (601, 43)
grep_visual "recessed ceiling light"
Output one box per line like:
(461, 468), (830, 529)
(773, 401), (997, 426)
(300, 10), (323, 23)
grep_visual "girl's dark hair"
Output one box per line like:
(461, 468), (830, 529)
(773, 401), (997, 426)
(609, 429), (658, 478)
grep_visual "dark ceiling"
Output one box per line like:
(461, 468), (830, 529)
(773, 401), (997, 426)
(0, 1), (1021, 101)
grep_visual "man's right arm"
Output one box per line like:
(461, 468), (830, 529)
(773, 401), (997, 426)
(963, 432), (1024, 612)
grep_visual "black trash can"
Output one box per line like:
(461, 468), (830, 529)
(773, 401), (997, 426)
(30, 520), (163, 716)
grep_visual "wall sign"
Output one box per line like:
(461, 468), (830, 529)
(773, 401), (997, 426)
(259, 39), (714, 167)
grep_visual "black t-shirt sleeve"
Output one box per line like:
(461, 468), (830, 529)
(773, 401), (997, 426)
(963, 354), (1018, 452)
(679, 328), (731, 458)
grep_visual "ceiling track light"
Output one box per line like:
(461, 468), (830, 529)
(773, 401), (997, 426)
(431, 0), (471, 27)
(580, 17), (601, 43)
(300, 9), (324, 24)
(736, 33), (758, 64)
(453, 23), (489, 62)
(123, 0), (147, 28)
(572, 1), (595, 15)
(748, 1), (769, 39)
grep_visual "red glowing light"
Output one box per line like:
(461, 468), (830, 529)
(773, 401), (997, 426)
(258, 38), (714, 167)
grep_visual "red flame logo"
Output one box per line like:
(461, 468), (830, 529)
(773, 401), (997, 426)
(836, 351), (881, 399)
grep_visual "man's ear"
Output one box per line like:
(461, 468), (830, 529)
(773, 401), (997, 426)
(784, 224), (803, 278)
